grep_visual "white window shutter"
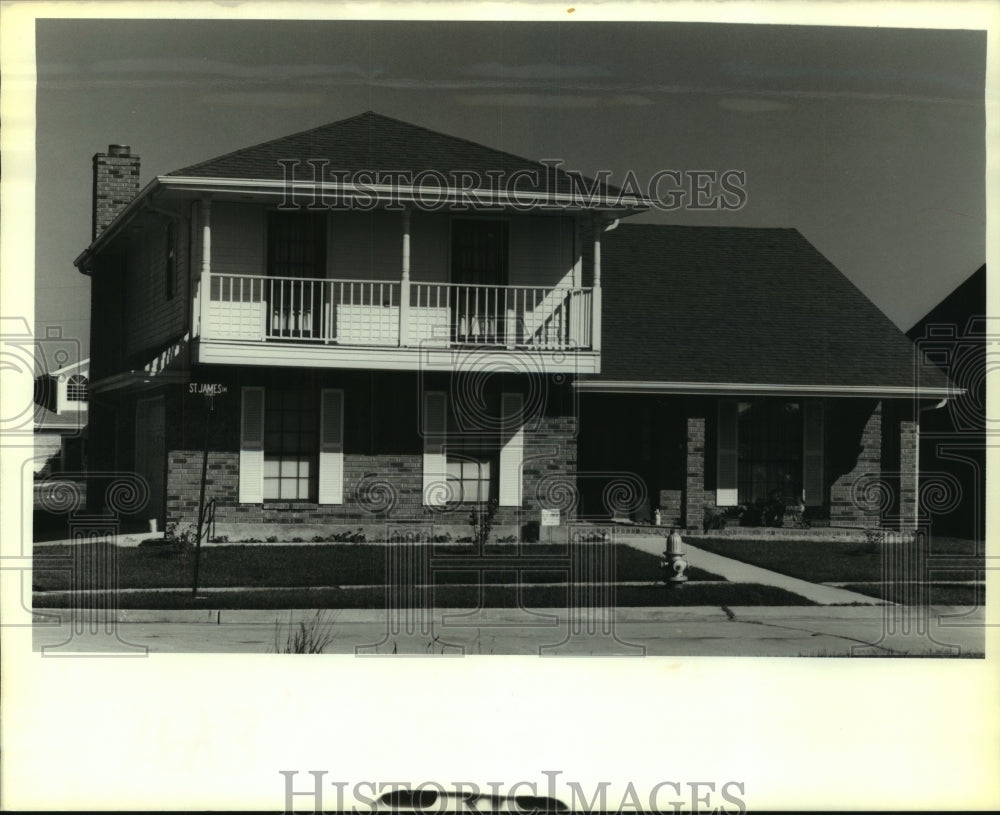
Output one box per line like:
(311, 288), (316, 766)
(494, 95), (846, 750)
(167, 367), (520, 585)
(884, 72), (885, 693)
(499, 392), (524, 506)
(422, 391), (447, 506)
(716, 401), (739, 506)
(319, 389), (344, 505)
(239, 387), (265, 503)
(803, 399), (825, 506)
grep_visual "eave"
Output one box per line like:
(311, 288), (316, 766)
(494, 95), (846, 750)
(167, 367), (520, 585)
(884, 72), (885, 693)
(157, 175), (652, 213)
(573, 380), (963, 399)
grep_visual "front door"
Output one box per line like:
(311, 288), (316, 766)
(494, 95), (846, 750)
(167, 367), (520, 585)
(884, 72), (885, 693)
(267, 212), (327, 339)
(451, 218), (509, 344)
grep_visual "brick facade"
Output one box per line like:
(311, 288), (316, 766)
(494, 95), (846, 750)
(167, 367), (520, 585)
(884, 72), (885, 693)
(159, 373), (577, 541)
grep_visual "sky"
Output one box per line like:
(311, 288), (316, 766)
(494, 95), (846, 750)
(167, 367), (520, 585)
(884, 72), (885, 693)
(33, 18), (987, 362)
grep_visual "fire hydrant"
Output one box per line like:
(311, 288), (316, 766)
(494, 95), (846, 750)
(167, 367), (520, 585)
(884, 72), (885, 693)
(660, 529), (689, 585)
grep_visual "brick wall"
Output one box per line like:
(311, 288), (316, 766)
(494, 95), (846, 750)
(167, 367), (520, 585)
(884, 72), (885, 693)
(829, 399), (883, 527)
(523, 415), (577, 520)
(684, 413), (706, 531)
(658, 489), (683, 527)
(92, 145), (140, 240)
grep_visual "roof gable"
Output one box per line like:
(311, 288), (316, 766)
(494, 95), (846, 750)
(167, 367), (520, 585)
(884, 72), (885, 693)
(595, 224), (952, 392)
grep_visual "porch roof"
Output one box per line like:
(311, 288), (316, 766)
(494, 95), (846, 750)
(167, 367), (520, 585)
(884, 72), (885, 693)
(585, 224), (955, 395)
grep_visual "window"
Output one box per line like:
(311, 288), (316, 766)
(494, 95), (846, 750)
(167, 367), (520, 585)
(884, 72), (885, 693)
(445, 431), (498, 503)
(263, 389), (316, 500)
(67, 375), (88, 403)
(165, 221), (176, 299)
(736, 400), (803, 504)
(447, 456), (493, 503)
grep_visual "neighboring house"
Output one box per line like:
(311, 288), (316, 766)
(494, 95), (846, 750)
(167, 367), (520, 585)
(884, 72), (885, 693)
(73, 111), (953, 538)
(905, 265), (987, 540)
(33, 358), (89, 475)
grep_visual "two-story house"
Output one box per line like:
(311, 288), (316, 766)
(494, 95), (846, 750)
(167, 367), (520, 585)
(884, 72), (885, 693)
(75, 111), (955, 540)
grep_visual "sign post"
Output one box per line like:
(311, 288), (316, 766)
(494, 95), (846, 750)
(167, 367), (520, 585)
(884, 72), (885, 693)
(189, 383), (227, 596)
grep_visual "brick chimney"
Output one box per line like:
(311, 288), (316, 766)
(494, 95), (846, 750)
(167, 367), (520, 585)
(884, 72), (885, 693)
(92, 144), (141, 241)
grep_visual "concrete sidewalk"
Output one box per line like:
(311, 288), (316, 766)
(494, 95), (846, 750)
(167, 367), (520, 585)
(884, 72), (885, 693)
(624, 537), (885, 606)
(28, 605), (984, 656)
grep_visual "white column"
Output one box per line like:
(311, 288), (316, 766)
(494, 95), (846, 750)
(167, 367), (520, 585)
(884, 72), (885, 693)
(400, 207), (411, 347)
(199, 197), (212, 339)
(592, 218), (602, 352)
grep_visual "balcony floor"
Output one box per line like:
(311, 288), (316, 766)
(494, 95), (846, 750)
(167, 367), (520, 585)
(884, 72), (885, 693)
(195, 337), (600, 374)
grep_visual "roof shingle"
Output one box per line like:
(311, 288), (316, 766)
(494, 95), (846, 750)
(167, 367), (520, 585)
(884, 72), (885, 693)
(595, 224), (952, 391)
(167, 111), (620, 198)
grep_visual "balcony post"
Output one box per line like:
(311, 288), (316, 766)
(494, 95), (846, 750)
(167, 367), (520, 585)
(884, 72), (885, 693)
(399, 207), (411, 347)
(592, 218), (602, 352)
(199, 197), (212, 340)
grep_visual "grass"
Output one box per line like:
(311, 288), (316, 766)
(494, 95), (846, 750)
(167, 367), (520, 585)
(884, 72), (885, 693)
(691, 536), (985, 585)
(837, 582), (984, 607)
(271, 610), (337, 653)
(32, 542), (723, 592)
(33, 582), (814, 609)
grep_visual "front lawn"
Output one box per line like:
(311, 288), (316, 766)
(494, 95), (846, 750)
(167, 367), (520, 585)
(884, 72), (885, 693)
(34, 582), (814, 609)
(691, 536), (985, 584)
(33, 542), (724, 592)
(837, 582), (984, 607)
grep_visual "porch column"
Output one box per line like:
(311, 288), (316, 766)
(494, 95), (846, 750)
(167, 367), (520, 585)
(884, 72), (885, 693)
(592, 219), (603, 352)
(901, 415), (919, 533)
(399, 207), (411, 347)
(198, 197), (212, 340)
(684, 411), (706, 532)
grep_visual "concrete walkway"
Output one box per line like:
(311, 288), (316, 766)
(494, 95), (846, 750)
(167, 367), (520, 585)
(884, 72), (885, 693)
(624, 537), (886, 606)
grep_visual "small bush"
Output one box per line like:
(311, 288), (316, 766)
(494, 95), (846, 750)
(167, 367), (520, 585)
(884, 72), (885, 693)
(703, 507), (727, 532)
(469, 499), (498, 547)
(863, 527), (886, 554)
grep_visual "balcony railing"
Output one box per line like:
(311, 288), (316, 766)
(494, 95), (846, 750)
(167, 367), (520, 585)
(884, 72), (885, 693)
(204, 274), (594, 351)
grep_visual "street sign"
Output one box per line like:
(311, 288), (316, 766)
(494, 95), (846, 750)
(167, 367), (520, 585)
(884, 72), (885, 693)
(189, 383), (228, 396)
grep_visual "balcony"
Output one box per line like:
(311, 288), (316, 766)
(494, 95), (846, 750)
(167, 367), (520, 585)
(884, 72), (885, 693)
(196, 273), (600, 373)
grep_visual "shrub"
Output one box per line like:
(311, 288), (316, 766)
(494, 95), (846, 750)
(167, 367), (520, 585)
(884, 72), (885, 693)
(469, 499), (498, 547)
(703, 507), (727, 532)
(863, 527), (886, 554)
